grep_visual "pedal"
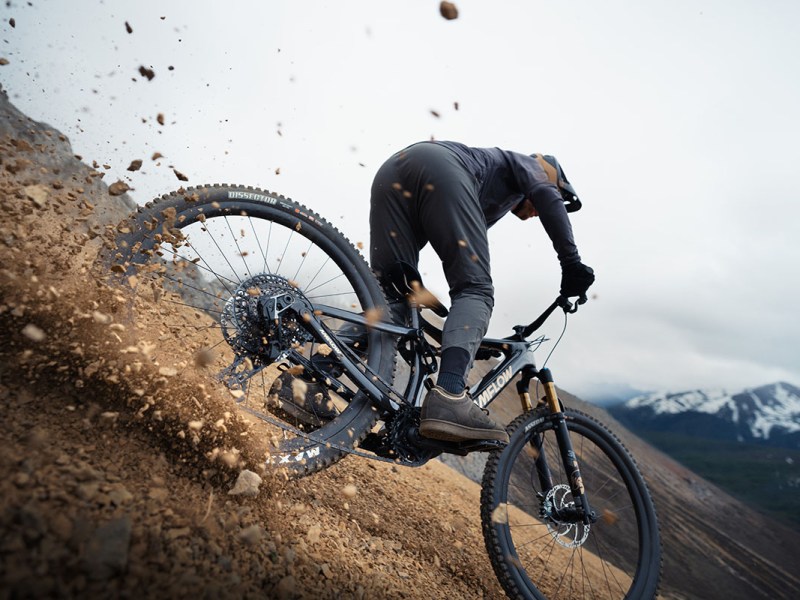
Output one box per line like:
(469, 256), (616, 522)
(457, 439), (508, 453)
(420, 437), (507, 456)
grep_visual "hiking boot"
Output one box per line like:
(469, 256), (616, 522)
(419, 386), (509, 443)
(267, 371), (338, 424)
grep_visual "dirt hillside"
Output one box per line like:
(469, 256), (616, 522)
(2, 90), (799, 600)
(0, 88), (515, 599)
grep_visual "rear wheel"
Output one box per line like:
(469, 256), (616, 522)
(481, 408), (661, 599)
(102, 184), (396, 477)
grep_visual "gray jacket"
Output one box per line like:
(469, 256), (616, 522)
(434, 141), (581, 267)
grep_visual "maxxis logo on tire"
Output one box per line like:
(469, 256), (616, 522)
(523, 417), (545, 433)
(227, 190), (278, 204)
(289, 206), (321, 225)
(271, 445), (322, 465)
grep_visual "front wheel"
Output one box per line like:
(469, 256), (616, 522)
(481, 408), (661, 599)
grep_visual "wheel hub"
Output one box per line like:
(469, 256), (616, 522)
(220, 273), (313, 363)
(541, 484), (591, 548)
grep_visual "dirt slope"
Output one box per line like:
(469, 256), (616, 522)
(2, 90), (799, 600)
(0, 95), (514, 598)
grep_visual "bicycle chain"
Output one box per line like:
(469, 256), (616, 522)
(237, 402), (426, 468)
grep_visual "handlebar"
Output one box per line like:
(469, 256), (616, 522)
(510, 294), (586, 340)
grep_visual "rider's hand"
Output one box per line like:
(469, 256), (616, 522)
(560, 262), (595, 298)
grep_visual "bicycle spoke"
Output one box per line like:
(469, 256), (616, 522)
(202, 217), (243, 284)
(484, 410), (657, 599)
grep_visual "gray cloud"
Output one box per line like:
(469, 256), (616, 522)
(4, 0), (798, 397)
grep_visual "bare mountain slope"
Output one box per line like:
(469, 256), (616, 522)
(1, 91), (799, 599)
(442, 327), (800, 600)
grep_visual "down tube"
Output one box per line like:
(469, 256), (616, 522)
(471, 345), (530, 408)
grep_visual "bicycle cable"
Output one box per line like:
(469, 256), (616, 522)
(532, 308), (569, 402)
(541, 307), (569, 371)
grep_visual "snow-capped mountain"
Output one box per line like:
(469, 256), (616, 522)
(608, 382), (800, 448)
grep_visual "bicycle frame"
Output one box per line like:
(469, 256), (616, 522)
(303, 296), (568, 414)
(296, 295), (595, 523)
(303, 301), (537, 413)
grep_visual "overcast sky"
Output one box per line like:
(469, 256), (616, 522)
(3, 0), (799, 400)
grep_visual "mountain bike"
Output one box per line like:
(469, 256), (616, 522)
(104, 184), (662, 599)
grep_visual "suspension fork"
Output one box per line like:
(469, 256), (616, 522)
(515, 369), (552, 491)
(532, 368), (595, 524)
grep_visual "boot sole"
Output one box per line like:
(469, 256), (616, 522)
(419, 419), (510, 444)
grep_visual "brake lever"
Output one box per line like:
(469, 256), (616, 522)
(558, 295), (586, 314)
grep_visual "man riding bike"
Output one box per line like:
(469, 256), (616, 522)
(368, 141), (594, 444)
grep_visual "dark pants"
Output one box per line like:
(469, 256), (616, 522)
(369, 142), (494, 365)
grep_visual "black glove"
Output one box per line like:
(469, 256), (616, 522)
(560, 262), (595, 298)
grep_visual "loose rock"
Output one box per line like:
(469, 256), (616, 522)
(228, 469), (262, 497)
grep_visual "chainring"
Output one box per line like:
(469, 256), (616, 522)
(387, 405), (441, 464)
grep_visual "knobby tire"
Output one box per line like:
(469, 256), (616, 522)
(481, 408), (661, 599)
(99, 184), (396, 478)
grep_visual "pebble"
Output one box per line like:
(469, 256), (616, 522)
(49, 513), (74, 541)
(76, 481), (102, 502)
(275, 575), (297, 600)
(24, 184), (49, 208)
(228, 469), (262, 497)
(13, 471), (31, 487)
(21, 323), (46, 342)
(148, 487), (168, 502)
(108, 484), (134, 506)
(166, 526), (191, 540)
(306, 524), (322, 544)
(490, 503), (509, 524)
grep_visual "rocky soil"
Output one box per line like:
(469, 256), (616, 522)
(0, 89), (516, 599)
(1, 90), (799, 600)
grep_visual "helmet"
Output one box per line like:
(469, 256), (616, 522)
(532, 154), (582, 213)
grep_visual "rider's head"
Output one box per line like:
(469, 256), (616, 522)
(512, 154), (581, 220)
(532, 154), (581, 211)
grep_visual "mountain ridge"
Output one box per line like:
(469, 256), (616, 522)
(611, 381), (800, 448)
